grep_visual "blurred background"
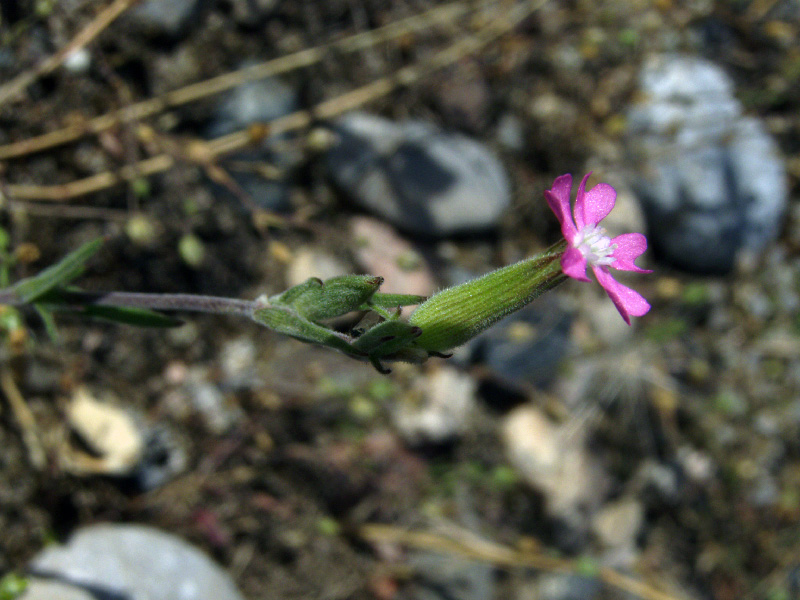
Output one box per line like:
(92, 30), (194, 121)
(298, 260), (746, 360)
(0, 1), (798, 599)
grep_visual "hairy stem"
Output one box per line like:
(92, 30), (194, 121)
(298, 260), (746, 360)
(0, 289), (258, 318)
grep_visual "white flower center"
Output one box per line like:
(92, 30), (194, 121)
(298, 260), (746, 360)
(574, 225), (617, 266)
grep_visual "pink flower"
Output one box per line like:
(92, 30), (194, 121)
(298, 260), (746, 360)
(545, 173), (652, 325)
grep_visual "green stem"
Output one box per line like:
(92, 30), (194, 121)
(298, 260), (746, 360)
(0, 288), (257, 317)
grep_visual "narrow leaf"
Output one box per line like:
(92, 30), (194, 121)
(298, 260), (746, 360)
(79, 305), (183, 328)
(33, 304), (60, 343)
(13, 238), (104, 303)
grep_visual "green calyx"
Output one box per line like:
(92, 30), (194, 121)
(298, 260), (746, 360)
(408, 241), (567, 352)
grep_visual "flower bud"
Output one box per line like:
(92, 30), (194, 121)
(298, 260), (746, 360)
(271, 275), (384, 322)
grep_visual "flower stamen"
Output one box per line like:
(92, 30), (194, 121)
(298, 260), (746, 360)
(575, 225), (617, 267)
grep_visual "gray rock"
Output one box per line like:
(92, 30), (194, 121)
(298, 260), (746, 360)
(327, 112), (511, 237)
(28, 524), (244, 600)
(471, 299), (571, 389)
(126, 0), (207, 38)
(627, 54), (787, 273)
(502, 406), (607, 527)
(229, 0), (279, 27)
(496, 113), (526, 152)
(207, 77), (297, 139)
(532, 574), (601, 600)
(408, 552), (494, 600)
(183, 368), (245, 435)
(19, 578), (95, 600)
(219, 336), (261, 390)
(136, 426), (188, 491)
(591, 497), (643, 554)
(393, 367), (477, 446)
(206, 75), (299, 211)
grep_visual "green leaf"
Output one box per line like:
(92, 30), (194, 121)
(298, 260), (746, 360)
(33, 304), (60, 343)
(0, 572), (28, 600)
(252, 305), (361, 357)
(32, 288), (183, 328)
(13, 238), (104, 303)
(79, 305), (183, 328)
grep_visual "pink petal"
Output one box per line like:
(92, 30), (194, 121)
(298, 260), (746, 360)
(610, 233), (653, 273)
(572, 173), (589, 230)
(583, 183), (617, 226)
(545, 174), (578, 241)
(593, 266), (651, 325)
(561, 247), (591, 282)
(575, 173), (616, 228)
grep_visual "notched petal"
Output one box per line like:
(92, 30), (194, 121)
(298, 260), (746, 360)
(545, 175), (577, 240)
(611, 233), (652, 273)
(582, 183), (616, 227)
(593, 267), (651, 325)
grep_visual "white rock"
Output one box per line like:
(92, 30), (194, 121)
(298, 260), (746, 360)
(19, 578), (95, 600)
(394, 367), (477, 445)
(64, 388), (143, 476)
(28, 524), (244, 600)
(592, 497), (643, 550)
(63, 48), (91, 73)
(502, 406), (607, 521)
(286, 248), (350, 288)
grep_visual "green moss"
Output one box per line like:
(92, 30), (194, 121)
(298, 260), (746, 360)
(0, 574), (28, 600)
(367, 377), (396, 401)
(682, 282), (711, 305)
(644, 318), (687, 342)
(316, 516), (341, 536)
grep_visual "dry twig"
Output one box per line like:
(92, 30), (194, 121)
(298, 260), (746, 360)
(0, 0), (478, 160)
(3, 0), (545, 203)
(0, 367), (47, 470)
(0, 0), (143, 107)
(360, 523), (687, 600)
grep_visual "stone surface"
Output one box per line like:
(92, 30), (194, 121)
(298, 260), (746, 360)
(350, 216), (436, 297)
(285, 248), (350, 288)
(28, 524), (244, 600)
(470, 298), (571, 388)
(19, 578), (95, 600)
(136, 426), (188, 491)
(531, 574), (602, 600)
(627, 54), (787, 273)
(126, 0), (207, 38)
(393, 367), (477, 445)
(62, 388), (144, 476)
(59, 387), (185, 489)
(502, 406), (607, 525)
(407, 552), (494, 600)
(327, 112), (511, 237)
(179, 367), (244, 435)
(206, 75), (299, 211)
(591, 497), (644, 551)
